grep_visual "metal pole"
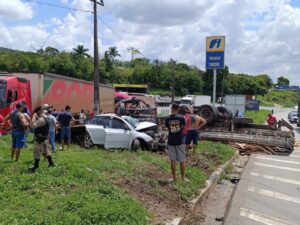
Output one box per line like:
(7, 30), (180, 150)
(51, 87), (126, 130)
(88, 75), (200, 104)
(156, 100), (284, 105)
(213, 69), (217, 106)
(171, 59), (176, 104)
(93, 0), (100, 115)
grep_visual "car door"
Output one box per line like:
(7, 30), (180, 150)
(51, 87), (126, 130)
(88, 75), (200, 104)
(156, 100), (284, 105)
(104, 117), (131, 149)
(87, 117), (107, 145)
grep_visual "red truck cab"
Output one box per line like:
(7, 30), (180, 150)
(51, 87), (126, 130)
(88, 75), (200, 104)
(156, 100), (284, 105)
(0, 76), (32, 119)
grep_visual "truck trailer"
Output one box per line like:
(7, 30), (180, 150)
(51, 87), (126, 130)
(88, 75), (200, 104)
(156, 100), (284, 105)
(0, 72), (115, 118)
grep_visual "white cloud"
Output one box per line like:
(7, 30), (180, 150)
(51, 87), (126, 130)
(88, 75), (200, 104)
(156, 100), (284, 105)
(0, 22), (48, 50)
(0, 0), (33, 19)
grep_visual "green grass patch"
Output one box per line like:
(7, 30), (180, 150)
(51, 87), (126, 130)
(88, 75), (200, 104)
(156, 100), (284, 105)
(258, 90), (298, 108)
(245, 110), (271, 124)
(0, 135), (235, 224)
(149, 88), (171, 96)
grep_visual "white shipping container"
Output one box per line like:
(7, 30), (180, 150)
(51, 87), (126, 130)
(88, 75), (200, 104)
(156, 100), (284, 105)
(194, 95), (211, 107)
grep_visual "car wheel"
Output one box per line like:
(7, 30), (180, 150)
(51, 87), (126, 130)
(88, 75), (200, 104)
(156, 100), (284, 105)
(198, 105), (218, 124)
(83, 133), (93, 149)
(132, 139), (140, 151)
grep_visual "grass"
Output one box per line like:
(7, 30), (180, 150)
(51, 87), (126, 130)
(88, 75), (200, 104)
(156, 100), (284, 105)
(0, 135), (235, 224)
(245, 110), (271, 124)
(149, 88), (171, 96)
(258, 90), (298, 108)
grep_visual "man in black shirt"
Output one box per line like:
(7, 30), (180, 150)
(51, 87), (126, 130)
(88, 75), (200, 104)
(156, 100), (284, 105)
(165, 104), (186, 182)
(57, 105), (74, 150)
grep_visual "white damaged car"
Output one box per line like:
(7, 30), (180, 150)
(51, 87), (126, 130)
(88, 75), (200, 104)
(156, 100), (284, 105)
(82, 114), (157, 150)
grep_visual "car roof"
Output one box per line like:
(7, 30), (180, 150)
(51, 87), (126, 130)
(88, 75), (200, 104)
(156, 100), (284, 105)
(95, 113), (120, 118)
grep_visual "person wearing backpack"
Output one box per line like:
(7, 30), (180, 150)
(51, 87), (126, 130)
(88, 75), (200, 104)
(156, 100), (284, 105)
(28, 106), (55, 173)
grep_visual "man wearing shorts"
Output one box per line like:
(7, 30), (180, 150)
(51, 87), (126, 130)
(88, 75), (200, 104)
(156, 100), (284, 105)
(3, 103), (28, 161)
(165, 104), (186, 182)
(186, 109), (207, 155)
(57, 105), (74, 150)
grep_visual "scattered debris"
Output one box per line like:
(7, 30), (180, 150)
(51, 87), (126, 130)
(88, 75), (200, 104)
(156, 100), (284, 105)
(215, 217), (224, 222)
(230, 178), (240, 184)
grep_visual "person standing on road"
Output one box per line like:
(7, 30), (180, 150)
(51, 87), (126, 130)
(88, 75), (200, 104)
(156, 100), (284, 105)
(57, 105), (74, 150)
(29, 106), (55, 173)
(47, 109), (57, 152)
(2, 103), (28, 161)
(186, 109), (207, 155)
(165, 104), (186, 182)
(267, 113), (277, 128)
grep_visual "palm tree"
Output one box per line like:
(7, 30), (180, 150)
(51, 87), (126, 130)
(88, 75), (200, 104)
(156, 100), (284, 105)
(107, 46), (121, 64)
(127, 47), (140, 61)
(72, 44), (90, 58)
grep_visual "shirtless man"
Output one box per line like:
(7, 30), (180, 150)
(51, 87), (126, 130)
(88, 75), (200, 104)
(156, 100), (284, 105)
(186, 109), (207, 155)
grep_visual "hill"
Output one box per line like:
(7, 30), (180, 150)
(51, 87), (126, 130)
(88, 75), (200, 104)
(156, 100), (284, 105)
(0, 47), (19, 53)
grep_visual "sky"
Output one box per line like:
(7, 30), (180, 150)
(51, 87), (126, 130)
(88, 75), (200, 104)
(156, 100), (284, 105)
(0, 0), (300, 84)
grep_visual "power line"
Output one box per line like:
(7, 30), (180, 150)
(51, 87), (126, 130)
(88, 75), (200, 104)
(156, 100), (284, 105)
(24, 0), (148, 59)
(99, 18), (147, 59)
(24, 0), (93, 13)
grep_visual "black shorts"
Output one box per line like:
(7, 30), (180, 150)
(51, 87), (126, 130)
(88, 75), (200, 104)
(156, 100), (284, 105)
(186, 129), (199, 145)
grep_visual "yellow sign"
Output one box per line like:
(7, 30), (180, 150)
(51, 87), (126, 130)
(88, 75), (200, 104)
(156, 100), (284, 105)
(206, 36), (225, 52)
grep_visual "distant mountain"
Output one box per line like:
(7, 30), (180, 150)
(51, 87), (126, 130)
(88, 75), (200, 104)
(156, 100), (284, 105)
(0, 47), (19, 53)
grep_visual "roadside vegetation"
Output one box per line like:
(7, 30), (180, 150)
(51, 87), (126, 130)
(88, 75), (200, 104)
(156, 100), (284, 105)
(0, 134), (235, 225)
(245, 110), (271, 124)
(258, 90), (298, 108)
(0, 47), (276, 97)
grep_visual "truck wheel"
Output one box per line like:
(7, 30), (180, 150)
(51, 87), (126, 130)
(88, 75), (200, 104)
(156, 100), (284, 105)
(198, 105), (218, 124)
(83, 133), (93, 149)
(217, 106), (233, 120)
(132, 139), (140, 151)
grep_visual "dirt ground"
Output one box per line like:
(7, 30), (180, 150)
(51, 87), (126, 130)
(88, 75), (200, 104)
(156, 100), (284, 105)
(114, 164), (191, 225)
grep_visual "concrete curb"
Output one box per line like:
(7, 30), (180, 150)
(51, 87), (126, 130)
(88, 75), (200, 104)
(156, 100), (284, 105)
(165, 151), (240, 225)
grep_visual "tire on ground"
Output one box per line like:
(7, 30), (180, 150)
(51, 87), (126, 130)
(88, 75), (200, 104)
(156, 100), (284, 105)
(198, 105), (218, 124)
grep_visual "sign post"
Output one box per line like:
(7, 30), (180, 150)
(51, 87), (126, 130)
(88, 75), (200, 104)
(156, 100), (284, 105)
(206, 36), (225, 106)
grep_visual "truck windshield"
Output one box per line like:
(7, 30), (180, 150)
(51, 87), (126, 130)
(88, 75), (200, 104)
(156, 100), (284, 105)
(0, 85), (6, 107)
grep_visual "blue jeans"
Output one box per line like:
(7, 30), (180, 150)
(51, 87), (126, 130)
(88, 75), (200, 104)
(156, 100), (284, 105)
(49, 130), (56, 151)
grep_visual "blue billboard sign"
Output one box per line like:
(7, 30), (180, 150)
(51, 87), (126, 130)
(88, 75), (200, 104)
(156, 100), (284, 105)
(206, 36), (225, 70)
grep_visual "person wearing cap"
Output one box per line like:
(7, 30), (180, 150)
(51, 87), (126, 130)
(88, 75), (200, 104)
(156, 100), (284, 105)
(2, 103), (28, 161)
(57, 105), (74, 150)
(28, 106), (55, 172)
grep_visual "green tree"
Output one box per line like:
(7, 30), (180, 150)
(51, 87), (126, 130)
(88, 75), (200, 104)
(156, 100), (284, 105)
(107, 46), (121, 64)
(127, 47), (140, 61)
(72, 45), (90, 58)
(277, 76), (290, 86)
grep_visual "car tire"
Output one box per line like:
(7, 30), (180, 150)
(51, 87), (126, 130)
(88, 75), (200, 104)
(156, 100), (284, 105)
(198, 105), (218, 124)
(132, 139), (140, 151)
(83, 132), (93, 149)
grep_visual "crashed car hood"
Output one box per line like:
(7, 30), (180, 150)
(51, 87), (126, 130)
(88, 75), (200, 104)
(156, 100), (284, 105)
(135, 121), (157, 131)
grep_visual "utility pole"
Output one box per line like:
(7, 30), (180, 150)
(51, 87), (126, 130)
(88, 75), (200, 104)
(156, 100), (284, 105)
(90, 0), (104, 115)
(213, 69), (217, 106)
(171, 59), (176, 104)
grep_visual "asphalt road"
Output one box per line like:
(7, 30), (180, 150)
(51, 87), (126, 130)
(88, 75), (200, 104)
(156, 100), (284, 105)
(224, 107), (300, 225)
